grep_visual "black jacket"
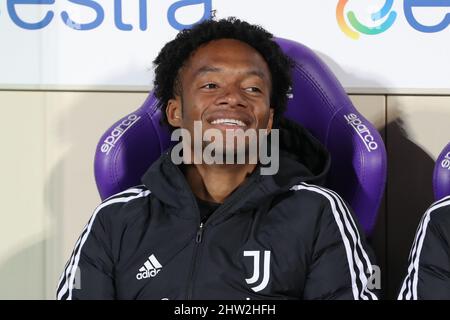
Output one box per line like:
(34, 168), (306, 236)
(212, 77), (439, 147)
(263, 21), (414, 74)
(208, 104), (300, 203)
(57, 120), (378, 300)
(398, 196), (450, 300)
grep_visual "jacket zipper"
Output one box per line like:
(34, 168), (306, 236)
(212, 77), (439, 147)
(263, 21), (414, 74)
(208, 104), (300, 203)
(186, 221), (205, 299)
(196, 222), (205, 243)
(185, 179), (258, 299)
(177, 161), (260, 299)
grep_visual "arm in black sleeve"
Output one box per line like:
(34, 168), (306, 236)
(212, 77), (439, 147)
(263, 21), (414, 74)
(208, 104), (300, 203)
(398, 197), (450, 300)
(56, 204), (115, 300)
(302, 187), (379, 300)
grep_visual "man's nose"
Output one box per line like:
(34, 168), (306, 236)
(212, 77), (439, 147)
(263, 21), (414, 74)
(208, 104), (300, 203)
(216, 86), (246, 108)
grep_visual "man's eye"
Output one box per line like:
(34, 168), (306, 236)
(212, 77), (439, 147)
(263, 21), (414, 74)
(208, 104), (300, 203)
(245, 87), (262, 93)
(201, 83), (218, 89)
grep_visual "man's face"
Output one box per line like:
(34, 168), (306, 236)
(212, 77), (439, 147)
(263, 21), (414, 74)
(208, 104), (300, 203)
(167, 38), (274, 159)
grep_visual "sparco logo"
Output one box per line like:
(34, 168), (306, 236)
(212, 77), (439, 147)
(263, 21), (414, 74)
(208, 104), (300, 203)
(344, 113), (378, 152)
(442, 152), (450, 170)
(101, 114), (140, 155)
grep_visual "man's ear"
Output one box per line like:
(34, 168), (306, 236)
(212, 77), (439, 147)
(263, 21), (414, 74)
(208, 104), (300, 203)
(166, 97), (182, 127)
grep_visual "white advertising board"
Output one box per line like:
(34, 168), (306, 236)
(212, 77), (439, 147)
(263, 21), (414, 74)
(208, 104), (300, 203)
(1, 0), (450, 93)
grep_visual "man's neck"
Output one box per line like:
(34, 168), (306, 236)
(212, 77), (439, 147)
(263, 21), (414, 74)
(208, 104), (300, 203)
(184, 163), (257, 204)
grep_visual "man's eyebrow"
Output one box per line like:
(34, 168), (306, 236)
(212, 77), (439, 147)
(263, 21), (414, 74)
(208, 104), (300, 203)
(193, 65), (267, 80)
(193, 66), (222, 78)
(245, 69), (267, 80)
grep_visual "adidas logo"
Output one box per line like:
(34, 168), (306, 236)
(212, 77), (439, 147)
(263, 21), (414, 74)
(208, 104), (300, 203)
(136, 254), (162, 280)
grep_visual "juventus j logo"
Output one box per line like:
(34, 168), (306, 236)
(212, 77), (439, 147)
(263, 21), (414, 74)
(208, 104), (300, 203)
(244, 250), (271, 292)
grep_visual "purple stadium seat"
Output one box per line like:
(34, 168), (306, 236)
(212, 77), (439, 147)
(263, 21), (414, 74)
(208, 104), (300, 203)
(433, 142), (450, 201)
(94, 38), (387, 236)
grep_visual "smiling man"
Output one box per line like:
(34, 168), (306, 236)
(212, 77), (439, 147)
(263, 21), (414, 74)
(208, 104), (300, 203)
(57, 17), (378, 300)
(166, 36), (280, 201)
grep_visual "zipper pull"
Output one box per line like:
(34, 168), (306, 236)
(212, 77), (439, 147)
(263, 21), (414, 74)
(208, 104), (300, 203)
(196, 222), (204, 243)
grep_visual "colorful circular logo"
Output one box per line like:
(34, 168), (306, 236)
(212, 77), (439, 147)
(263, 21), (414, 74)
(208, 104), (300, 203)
(337, 0), (398, 39)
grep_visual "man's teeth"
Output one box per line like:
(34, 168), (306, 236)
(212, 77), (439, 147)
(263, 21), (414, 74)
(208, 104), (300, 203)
(211, 118), (246, 126)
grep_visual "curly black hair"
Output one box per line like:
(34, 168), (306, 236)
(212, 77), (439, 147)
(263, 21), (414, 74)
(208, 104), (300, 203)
(153, 17), (294, 130)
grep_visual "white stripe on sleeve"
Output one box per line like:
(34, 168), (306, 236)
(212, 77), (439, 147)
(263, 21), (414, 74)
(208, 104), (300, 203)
(291, 183), (377, 300)
(398, 196), (450, 300)
(57, 189), (150, 300)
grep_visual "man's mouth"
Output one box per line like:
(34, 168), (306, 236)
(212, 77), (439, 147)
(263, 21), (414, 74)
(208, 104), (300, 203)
(210, 118), (247, 127)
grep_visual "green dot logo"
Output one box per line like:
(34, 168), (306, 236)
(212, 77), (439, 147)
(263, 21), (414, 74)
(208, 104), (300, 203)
(337, 0), (398, 39)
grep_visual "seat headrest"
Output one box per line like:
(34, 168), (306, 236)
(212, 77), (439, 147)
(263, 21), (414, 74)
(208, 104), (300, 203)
(433, 142), (450, 201)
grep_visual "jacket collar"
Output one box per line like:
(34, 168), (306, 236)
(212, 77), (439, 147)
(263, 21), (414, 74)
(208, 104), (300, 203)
(141, 119), (330, 223)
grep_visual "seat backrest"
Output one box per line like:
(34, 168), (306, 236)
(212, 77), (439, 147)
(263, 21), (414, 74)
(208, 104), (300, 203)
(433, 142), (450, 201)
(94, 37), (387, 236)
